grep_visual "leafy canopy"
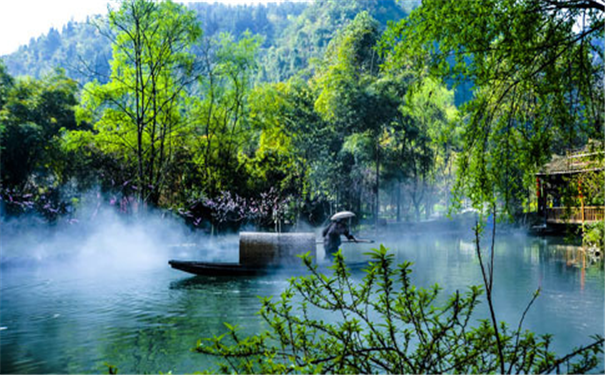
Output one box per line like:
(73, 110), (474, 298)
(382, 0), (604, 212)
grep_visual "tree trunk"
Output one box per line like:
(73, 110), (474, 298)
(375, 145), (380, 227)
(396, 181), (401, 222)
(425, 184), (432, 220)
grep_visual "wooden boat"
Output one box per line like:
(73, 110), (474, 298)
(169, 259), (371, 276)
(168, 260), (274, 276)
(168, 232), (373, 277)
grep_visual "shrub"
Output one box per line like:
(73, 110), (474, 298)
(584, 220), (604, 250)
(196, 246), (604, 374)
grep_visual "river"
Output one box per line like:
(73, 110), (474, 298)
(1, 230), (603, 373)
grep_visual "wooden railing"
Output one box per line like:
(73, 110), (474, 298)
(546, 206), (605, 224)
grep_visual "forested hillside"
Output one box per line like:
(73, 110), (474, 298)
(1, 2), (304, 83)
(2, 17), (112, 84)
(1, 0), (413, 84)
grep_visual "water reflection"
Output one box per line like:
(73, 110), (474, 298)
(169, 275), (252, 290)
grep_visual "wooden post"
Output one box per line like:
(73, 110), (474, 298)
(579, 179), (585, 240)
(536, 177), (542, 214)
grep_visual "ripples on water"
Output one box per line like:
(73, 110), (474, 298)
(0, 233), (603, 373)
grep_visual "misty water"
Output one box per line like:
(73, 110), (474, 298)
(1, 217), (604, 373)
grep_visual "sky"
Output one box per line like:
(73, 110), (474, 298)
(0, 0), (304, 56)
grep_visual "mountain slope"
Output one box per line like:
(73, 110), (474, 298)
(2, 0), (413, 84)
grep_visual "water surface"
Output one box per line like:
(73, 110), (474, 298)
(1, 232), (603, 373)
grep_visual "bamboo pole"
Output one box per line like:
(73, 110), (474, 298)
(579, 179), (585, 242)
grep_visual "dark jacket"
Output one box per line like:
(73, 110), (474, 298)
(322, 220), (355, 256)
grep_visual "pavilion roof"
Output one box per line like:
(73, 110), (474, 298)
(536, 145), (604, 177)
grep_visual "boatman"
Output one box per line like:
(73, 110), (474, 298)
(322, 212), (357, 260)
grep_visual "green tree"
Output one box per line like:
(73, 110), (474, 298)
(185, 32), (261, 199)
(0, 68), (79, 189)
(0, 61), (14, 111)
(266, 0), (408, 82)
(391, 77), (459, 220)
(246, 77), (334, 224)
(382, 0), (604, 213)
(312, 11), (399, 224)
(75, 0), (202, 205)
(245, 82), (305, 198)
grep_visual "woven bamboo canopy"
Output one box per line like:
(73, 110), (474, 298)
(536, 143), (604, 177)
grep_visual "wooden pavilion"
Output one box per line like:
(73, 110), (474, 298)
(536, 146), (604, 225)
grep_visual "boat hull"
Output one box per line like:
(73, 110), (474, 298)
(168, 259), (370, 277)
(168, 260), (272, 276)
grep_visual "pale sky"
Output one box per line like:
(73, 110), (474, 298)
(0, 0), (306, 56)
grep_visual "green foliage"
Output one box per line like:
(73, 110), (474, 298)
(2, 19), (112, 84)
(104, 362), (118, 374)
(267, 0), (409, 82)
(245, 77), (335, 223)
(6, 0), (599, 229)
(382, 0), (604, 214)
(0, 61), (14, 110)
(313, 11), (382, 123)
(245, 83), (305, 197)
(3, 1), (410, 86)
(2, 3), (307, 85)
(196, 246), (604, 373)
(309, 12), (398, 220)
(74, 0), (202, 205)
(186, 31), (261, 199)
(0, 68), (80, 188)
(382, 75), (460, 220)
(584, 220), (604, 249)
(1, 0), (425, 225)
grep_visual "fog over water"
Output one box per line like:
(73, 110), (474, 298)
(1, 205), (241, 268)
(0, 205), (603, 373)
